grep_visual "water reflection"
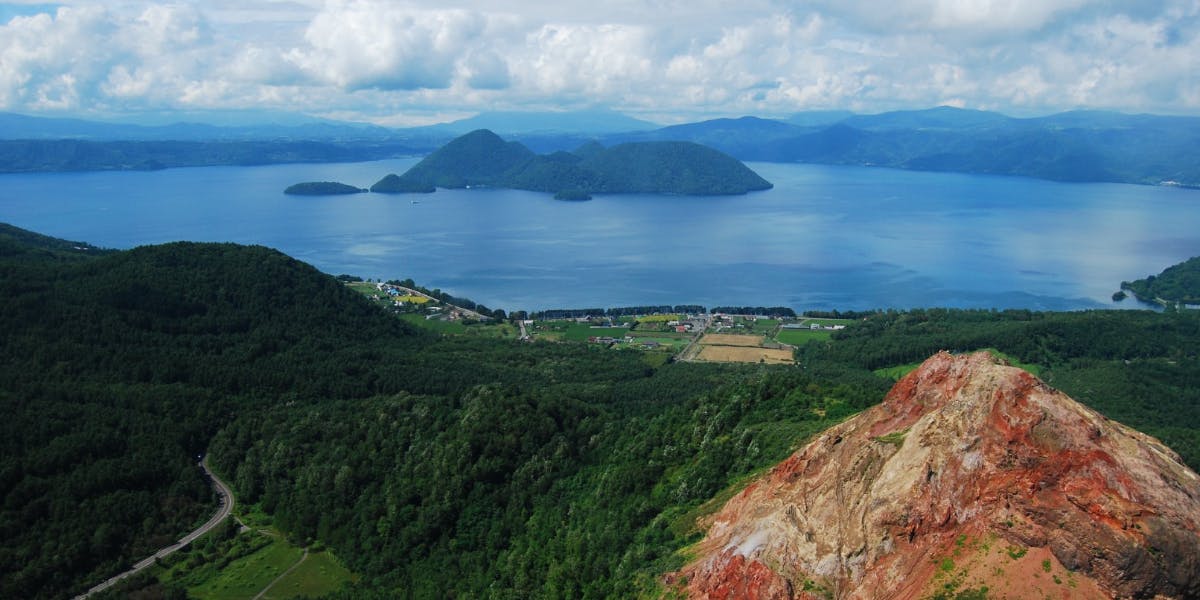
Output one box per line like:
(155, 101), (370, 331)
(2, 159), (1197, 312)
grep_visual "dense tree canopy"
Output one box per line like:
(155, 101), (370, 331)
(1122, 256), (1200, 305)
(2, 223), (1198, 599)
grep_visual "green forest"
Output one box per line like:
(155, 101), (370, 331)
(1, 223), (1198, 599)
(1121, 256), (1200, 305)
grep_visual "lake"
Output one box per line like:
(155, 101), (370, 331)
(2, 159), (1198, 312)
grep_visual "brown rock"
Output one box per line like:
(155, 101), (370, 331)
(679, 351), (1200, 599)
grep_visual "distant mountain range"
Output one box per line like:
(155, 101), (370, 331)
(605, 107), (1200, 186)
(421, 109), (658, 135)
(369, 129), (772, 198)
(3, 107), (1199, 186)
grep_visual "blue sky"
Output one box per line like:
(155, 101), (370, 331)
(1, 0), (1197, 125)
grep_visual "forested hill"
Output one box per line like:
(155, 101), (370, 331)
(0, 229), (423, 599)
(5, 223), (1200, 599)
(0, 223), (883, 599)
(1121, 256), (1200, 305)
(373, 129), (773, 196)
(0, 222), (115, 263)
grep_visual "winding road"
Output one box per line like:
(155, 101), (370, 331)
(74, 456), (235, 599)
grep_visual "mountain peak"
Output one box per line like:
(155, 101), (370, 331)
(679, 351), (1200, 599)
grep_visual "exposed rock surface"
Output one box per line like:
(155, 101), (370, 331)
(680, 351), (1200, 599)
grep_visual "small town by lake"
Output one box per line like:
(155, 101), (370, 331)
(3, 158), (1198, 312)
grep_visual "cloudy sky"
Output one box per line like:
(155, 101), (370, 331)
(1, 0), (1197, 125)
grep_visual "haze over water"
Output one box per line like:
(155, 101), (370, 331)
(3, 158), (1198, 312)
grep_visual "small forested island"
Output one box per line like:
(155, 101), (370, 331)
(370, 129), (773, 198)
(283, 181), (366, 195)
(1120, 256), (1200, 305)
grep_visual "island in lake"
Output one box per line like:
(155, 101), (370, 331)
(284, 181), (367, 196)
(370, 129), (772, 198)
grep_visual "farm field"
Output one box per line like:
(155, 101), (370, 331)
(697, 345), (794, 364)
(699, 333), (766, 347)
(636, 314), (682, 323)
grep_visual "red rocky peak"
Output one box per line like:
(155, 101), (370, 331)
(679, 351), (1200, 599)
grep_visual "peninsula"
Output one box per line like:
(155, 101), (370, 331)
(369, 129), (772, 197)
(1120, 256), (1200, 305)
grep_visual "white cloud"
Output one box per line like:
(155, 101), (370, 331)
(460, 49), (510, 90)
(516, 23), (655, 97)
(287, 2), (487, 91)
(808, 0), (1095, 34)
(0, 7), (114, 109)
(0, 0), (1196, 121)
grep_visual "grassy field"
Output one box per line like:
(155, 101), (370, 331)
(873, 362), (921, 380)
(346, 281), (385, 296)
(533, 321), (624, 342)
(626, 336), (689, 350)
(400, 313), (467, 334)
(800, 317), (856, 327)
(187, 540), (302, 600)
(775, 329), (833, 345)
(259, 549), (357, 600)
(982, 348), (1042, 376)
(153, 500), (357, 600)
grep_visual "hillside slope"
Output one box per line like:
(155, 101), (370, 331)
(680, 351), (1200, 599)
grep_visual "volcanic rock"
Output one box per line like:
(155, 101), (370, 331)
(679, 351), (1200, 599)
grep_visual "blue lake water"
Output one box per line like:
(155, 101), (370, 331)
(2, 159), (1198, 312)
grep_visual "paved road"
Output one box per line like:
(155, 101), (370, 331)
(74, 456), (235, 599)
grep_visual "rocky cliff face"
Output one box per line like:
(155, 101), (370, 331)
(679, 351), (1200, 599)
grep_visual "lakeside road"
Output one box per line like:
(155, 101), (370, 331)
(387, 283), (491, 321)
(74, 456), (235, 599)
